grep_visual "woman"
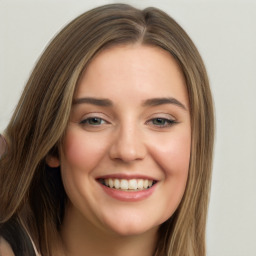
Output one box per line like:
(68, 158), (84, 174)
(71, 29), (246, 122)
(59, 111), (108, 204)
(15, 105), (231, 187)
(0, 3), (214, 256)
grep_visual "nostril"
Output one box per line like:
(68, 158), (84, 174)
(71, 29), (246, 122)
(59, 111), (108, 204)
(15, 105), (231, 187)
(109, 139), (146, 162)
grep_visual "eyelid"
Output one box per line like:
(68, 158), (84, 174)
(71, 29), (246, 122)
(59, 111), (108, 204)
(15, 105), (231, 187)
(80, 117), (107, 125)
(80, 112), (109, 119)
(145, 113), (178, 128)
(79, 112), (111, 124)
(146, 112), (176, 121)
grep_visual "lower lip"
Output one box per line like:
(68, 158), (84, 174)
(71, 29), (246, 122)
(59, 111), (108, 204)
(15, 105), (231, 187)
(99, 183), (157, 202)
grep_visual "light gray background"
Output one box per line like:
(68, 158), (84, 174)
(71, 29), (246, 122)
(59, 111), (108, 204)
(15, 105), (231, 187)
(0, 0), (255, 255)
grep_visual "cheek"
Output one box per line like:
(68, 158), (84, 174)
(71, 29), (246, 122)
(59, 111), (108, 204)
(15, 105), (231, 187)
(150, 132), (191, 176)
(149, 132), (191, 221)
(61, 128), (108, 172)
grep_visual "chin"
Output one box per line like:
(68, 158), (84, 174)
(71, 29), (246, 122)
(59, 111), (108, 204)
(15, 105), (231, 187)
(112, 226), (157, 237)
(102, 216), (160, 237)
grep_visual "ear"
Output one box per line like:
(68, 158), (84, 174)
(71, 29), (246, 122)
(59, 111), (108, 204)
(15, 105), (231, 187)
(46, 155), (60, 168)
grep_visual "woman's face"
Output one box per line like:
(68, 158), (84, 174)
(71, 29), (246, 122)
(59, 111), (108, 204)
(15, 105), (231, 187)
(50, 44), (191, 236)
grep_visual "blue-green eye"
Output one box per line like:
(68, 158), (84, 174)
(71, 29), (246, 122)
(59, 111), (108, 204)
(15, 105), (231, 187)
(80, 117), (106, 126)
(149, 118), (176, 127)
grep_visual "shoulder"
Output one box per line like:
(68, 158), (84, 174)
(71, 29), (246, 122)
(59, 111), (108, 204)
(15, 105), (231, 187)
(0, 218), (37, 256)
(0, 236), (15, 256)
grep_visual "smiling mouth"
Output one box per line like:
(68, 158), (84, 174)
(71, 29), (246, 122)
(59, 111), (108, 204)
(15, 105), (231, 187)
(97, 178), (157, 191)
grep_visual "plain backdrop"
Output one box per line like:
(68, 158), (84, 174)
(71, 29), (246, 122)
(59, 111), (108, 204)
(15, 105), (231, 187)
(0, 0), (256, 255)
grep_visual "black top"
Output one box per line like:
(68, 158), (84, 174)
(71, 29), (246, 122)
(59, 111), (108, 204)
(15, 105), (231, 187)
(0, 218), (36, 256)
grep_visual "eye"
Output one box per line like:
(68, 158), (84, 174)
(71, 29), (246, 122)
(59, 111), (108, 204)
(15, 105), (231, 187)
(147, 118), (177, 128)
(80, 117), (107, 126)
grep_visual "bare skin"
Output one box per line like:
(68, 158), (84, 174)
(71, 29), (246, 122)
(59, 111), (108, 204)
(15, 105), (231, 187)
(0, 237), (15, 256)
(48, 44), (191, 256)
(59, 202), (158, 256)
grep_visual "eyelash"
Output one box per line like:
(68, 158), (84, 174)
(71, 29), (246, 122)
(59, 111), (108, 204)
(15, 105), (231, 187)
(146, 118), (177, 128)
(80, 117), (108, 126)
(80, 117), (177, 128)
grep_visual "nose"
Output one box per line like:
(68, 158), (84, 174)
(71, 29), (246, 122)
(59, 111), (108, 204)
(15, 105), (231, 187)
(109, 124), (146, 163)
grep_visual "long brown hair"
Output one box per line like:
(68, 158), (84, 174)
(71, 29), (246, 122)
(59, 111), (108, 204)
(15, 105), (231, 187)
(0, 4), (214, 255)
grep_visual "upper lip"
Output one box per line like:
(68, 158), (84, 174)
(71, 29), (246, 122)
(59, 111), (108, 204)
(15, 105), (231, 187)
(96, 173), (158, 181)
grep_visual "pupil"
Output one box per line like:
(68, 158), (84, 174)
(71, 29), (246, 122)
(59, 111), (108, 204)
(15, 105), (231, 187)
(90, 118), (100, 124)
(155, 118), (164, 125)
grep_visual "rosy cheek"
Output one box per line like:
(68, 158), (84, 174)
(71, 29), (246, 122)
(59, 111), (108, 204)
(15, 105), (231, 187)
(61, 128), (107, 171)
(149, 133), (191, 176)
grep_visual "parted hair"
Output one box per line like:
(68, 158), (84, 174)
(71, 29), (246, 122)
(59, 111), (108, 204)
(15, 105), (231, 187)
(0, 4), (214, 256)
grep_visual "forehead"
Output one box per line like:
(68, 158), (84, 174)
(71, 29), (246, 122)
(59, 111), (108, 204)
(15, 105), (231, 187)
(74, 44), (188, 107)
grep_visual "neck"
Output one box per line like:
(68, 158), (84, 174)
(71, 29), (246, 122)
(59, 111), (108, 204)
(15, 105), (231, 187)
(59, 205), (158, 256)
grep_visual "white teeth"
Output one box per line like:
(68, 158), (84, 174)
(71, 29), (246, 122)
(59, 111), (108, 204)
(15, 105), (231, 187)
(121, 179), (129, 190)
(128, 179), (137, 190)
(101, 178), (155, 191)
(143, 180), (149, 189)
(114, 179), (120, 189)
(109, 179), (114, 188)
(137, 179), (144, 189)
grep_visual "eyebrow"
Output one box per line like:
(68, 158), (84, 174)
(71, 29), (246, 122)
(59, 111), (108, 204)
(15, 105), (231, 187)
(142, 97), (187, 110)
(73, 97), (187, 110)
(73, 97), (113, 106)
